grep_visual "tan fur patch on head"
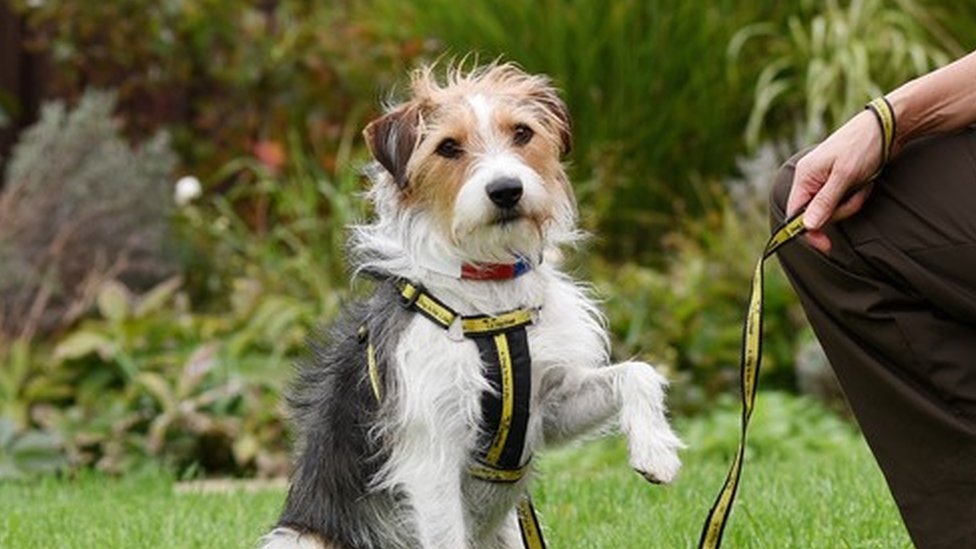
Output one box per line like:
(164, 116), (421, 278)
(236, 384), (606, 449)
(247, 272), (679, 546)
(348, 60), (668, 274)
(409, 62), (571, 156)
(387, 62), (573, 233)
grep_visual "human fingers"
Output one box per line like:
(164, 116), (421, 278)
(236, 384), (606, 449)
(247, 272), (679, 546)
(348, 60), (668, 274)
(788, 111), (882, 219)
(803, 229), (832, 254)
(785, 157), (827, 218)
(802, 165), (859, 231)
(830, 183), (874, 223)
(800, 185), (871, 254)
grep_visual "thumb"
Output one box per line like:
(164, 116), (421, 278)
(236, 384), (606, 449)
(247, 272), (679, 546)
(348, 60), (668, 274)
(803, 169), (851, 230)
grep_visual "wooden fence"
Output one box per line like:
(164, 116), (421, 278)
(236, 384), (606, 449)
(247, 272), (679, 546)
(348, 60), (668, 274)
(0, 1), (47, 178)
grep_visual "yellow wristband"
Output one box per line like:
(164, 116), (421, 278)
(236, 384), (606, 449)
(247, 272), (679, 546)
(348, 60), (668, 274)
(865, 97), (896, 177)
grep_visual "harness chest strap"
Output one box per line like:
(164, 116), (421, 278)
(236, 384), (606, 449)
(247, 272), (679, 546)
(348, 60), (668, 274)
(360, 281), (545, 549)
(397, 281), (535, 334)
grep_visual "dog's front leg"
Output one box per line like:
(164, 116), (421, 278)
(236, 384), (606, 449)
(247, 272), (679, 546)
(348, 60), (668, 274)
(539, 361), (683, 483)
(393, 436), (472, 549)
(408, 477), (470, 548)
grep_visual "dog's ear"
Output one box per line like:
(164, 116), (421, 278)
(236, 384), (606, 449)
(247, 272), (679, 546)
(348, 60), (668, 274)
(363, 103), (422, 188)
(530, 86), (572, 157)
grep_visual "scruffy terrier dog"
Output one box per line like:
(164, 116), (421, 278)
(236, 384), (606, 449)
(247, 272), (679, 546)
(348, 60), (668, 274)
(261, 62), (682, 549)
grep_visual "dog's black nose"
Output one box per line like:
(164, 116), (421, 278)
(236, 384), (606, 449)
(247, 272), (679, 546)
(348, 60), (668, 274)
(486, 177), (523, 209)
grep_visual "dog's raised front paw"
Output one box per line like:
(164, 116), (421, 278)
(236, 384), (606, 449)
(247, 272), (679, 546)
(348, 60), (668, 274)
(629, 433), (683, 485)
(616, 360), (684, 485)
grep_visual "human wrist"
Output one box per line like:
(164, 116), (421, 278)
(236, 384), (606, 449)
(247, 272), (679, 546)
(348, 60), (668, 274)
(885, 87), (918, 154)
(884, 51), (976, 149)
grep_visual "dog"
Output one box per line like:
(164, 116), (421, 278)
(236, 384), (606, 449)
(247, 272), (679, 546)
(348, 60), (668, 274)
(261, 62), (683, 549)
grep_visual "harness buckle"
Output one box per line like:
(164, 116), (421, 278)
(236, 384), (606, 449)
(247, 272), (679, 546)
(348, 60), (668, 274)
(398, 281), (422, 309)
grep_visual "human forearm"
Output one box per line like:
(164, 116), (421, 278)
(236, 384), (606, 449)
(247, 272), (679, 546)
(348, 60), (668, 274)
(785, 50), (976, 252)
(888, 50), (976, 152)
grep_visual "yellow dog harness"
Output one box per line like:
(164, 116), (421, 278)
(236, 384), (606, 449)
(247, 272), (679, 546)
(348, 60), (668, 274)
(360, 280), (546, 549)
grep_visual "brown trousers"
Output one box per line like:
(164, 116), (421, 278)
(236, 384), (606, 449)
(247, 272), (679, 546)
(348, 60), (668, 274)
(770, 128), (976, 549)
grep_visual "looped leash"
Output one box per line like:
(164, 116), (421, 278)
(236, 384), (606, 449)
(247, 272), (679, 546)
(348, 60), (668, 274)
(698, 95), (895, 548)
(696, 211), (807, 549)
(362, 280), (546, 549)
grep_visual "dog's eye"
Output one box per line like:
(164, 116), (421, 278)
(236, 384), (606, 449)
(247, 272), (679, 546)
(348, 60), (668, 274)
(513, 124), (534, 146)
(435, 138), (463, 159)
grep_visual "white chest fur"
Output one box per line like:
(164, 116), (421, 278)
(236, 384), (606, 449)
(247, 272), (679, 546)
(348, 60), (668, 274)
(384, 267), (607, 462)
(372, 267), (610, 547)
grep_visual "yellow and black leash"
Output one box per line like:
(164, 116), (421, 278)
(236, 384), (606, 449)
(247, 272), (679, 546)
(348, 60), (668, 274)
(696, 209), (807, 549)
(697, 96), (895, 549)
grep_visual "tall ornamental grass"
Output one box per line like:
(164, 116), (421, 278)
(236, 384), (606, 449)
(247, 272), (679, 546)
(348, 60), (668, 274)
(363, 0), (792, 259)
(733, 0), (961, 146)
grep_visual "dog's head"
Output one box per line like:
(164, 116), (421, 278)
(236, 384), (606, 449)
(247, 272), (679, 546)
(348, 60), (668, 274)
(363, 62), (576, 264)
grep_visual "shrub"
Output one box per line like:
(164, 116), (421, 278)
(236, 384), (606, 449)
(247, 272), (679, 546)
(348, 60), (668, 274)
(733, 0), (960, 146)
(178, 130), (369, 316)
(0, 417), (66, 479)
(12, 0), (423, 177)
(364, 0), (795, 260)
(592, 141), (807, 413)
(0, 137), (368, 477)
(680, 391), (857, 460)
(0, 90), (176, 339)
(43, 276), (297, 476)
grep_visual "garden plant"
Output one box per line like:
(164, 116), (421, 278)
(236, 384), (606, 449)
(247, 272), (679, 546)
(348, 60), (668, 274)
(0, 0), (972, 547)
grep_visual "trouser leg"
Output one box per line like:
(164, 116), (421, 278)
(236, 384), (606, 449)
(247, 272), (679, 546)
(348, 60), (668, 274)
(770, 128), (976, 548)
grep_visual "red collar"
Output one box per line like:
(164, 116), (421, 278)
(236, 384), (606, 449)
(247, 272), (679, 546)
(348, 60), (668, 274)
(460, 257), (532, 280)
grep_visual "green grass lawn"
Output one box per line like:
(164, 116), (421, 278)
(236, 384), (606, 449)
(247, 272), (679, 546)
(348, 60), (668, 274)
(0, 392), (911, 548)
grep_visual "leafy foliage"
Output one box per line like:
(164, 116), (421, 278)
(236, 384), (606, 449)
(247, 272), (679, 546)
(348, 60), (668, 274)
(0, 338), (69, 481)
(179, 136), (368, 319)
(365, 0), (796, 259)
(594, 177), (806, 413)
(0, 417), (67, 480)
(0, 91), (176, 339)
(12, 0), (423, 176)
(680, 391), (856, 460)
(733, 0), (960, 146)
(16, 270), (302, 476)
(3, 2), (975, 480)
(0, 109), (366, 477)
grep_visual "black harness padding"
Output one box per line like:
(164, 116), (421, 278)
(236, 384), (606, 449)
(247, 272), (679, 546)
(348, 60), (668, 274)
(472, 326), (533, 471)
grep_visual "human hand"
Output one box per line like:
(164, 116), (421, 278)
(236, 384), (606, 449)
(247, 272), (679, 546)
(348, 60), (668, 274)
(786, 110), (884, 253)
